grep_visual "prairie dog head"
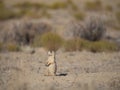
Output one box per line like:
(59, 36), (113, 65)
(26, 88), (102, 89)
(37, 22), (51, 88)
(48, 51), (55, 57)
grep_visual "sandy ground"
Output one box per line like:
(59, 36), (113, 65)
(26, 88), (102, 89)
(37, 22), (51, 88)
(0, 48), (120, 90)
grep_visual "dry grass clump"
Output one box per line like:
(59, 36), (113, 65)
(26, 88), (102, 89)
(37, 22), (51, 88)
(117, 3), (120, 8)
(14, 1), (68, 18)
(116, 12), (120, 23)
(105, 5), (113, 12)
(64, 38), (118, 52)
(13, 2), (51, 18)
(14, 2), (47, 9)
(40, 32), (63, 51)
(14, 1), (77, 10)
(5, 1), (78, 19)
(74, 12), (86, 21)
(0, 8), (16, 20)
(5, 43), (21, 52)
(67, 0), (78, 10)
(0, 42), (3, 52)
(0, 1), (20, 20)
(89, 41), (118, 52)
(64, 39), (81, 51)
(49, 2), (68, 9)
(0, 42), (21, 52)
(64, 38), (89, 52)
(49, 0), (77, 10)
(40, 9), (51, 18)
(113, 26), (120, 31)
(85, 0), (103, 11)
(32, 35), (42, 47)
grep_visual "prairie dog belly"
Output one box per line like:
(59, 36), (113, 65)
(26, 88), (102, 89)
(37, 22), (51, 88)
(48, 63), (57, 75)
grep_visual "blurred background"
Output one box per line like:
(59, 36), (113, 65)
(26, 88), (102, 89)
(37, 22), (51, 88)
(0, 0), (120, 52)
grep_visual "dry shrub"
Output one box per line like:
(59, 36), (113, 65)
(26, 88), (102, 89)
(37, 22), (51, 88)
(40, 9), (51, 18)
(49, 2), (68, 9)
(64, 38), (90, 52)
(0, 21), (52, 45)
(64, 39), (79, 51)
(0, 42), (21, 52)
(68, 16), (106, 41)
(89, 41), (118, 52)
(85, 0), (103, 11)
(116, 12), (120, 23)
(74, 12), (86, 21)
(32, 35), (42, 47)
(40, 32), (63, 51)
(105, 5), (113, 12)
(64, 39), (118, 52)
(14, 2), (50, 18)
(112, 25), (120, 31)
(117, 3), (120, 8)
(67, 0), (78, 10)
(0, 42), (3, 52)
(14, 2), (47, 9)
(0, 1), (20, 20)
(81, 16), (106, 41)
(5, 43), (21, 52)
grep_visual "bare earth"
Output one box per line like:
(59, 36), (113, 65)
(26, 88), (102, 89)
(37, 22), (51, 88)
(0, 48), (120, 90)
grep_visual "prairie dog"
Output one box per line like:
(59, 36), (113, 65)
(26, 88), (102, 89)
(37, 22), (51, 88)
(45, 51), (57, 76)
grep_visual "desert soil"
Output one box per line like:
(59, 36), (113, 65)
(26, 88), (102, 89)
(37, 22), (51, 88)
(0, 48), (120, 90)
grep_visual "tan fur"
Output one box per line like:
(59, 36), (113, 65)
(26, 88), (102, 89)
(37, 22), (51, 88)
(45, 51), (57, 76)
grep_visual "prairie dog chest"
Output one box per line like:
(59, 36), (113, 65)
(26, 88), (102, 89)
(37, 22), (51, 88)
(48, 56), (56, 64)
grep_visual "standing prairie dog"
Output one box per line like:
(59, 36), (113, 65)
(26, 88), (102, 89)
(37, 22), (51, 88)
(45, 51), (57, 76)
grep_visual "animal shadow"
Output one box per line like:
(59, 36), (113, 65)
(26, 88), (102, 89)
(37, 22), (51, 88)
(57, 73), (67, 76)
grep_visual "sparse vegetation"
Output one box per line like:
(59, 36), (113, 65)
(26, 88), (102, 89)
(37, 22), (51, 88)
(0, 1), (21, 20)
(41, 9), (51, 18)
(64, 39), (78, 51)
(14, 2), (50, 18)
(0, 42), (3, 52)
(14, 2), (47, 9)
(116, 12), (120, 23)
(89, 41), (118, 52)
(5, 43), (21, 52)
(105, 5), (113, 12)
(0, 42), (21, 52)
(67, 0), (78, 10)
(0, 1), (4, 7)
(49, 2), (68, 9)
(32, 35), (42, 47)
(85, 0), (103, 11)
(74, 12), (86, 21)
(117, 3), (120, 8)
(40, 32), (63, 51)
(13, 1), (71, 18)
(0, 0), (78, 19)
(64, 39), (118, 52)
(0, 8), (17, 20)
(112, 25), (120, 31)
(64, 38), (89, 51)
(81, 16), (106, 41)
